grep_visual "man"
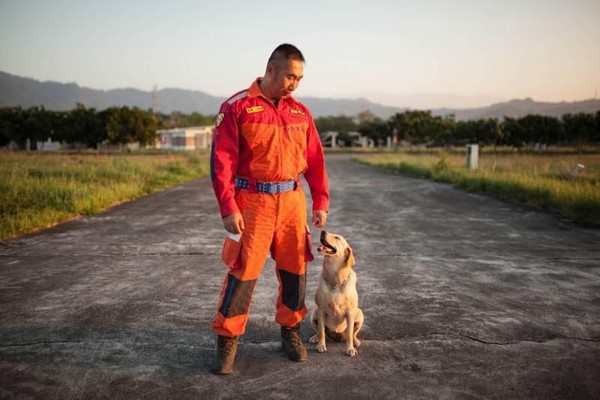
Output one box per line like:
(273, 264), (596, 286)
(210, 43), (329, 374)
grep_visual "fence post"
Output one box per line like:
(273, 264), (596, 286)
(466, 144), (479, 169)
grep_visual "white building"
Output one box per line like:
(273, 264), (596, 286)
(157, 126), (213, 150)
(36, 138), (62, 152)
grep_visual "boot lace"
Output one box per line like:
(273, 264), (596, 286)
(219, 336), (236, 354)
(283, 326), (302, 346)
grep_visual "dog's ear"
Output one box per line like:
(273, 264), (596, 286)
(344, 246), (356, 269)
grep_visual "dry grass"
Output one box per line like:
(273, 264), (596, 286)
(0, 151), (209, 240)
(355, 150), (600, 226)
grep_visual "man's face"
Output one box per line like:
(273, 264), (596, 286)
(269, 59), (304, 99)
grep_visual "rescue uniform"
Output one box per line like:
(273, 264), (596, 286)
(210, 78), (329, 338)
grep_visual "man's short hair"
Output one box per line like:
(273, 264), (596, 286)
(268, 43), (305, 65)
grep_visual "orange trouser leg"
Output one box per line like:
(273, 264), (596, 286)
(212, 188), (312, 337)
(272, 189), (312, 328)
(212, 190), (276, 337)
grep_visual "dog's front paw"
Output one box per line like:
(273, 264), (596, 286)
(346, 347), (358, 357)
(309, 335), (318, 344)
(316, 342), (327, 353)
(354, 338), (361, 348)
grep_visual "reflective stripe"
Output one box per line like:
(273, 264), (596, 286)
(226, 90), (249, 105)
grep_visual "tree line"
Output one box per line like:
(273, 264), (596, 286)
(0, 105), (214, 149)
(2, 105), (599, 150)
(315, 110), (600, 147)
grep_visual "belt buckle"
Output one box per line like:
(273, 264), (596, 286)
(255, 179), (296, 194)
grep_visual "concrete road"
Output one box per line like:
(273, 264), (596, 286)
(1, 154), (599, 399)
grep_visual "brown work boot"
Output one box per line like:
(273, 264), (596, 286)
(281, 324), (308, 362)
(213, 335), (238, 375)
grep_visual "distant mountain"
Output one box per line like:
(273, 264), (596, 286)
(1, 71), (599, 120)
(299, 96), (406, 119)
(0, 71), (223, 115)
(355, 92), (506, 110)
(433, 98), (600, 120)
(0, 71), (405, 118)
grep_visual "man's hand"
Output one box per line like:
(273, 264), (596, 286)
(312, 210), (328, 228)
(223, 213), (244, 234)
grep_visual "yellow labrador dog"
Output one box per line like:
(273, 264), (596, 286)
(309, 231), (364, 357)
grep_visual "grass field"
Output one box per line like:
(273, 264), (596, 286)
(0, 151), (210, 240)
(2, 148), (598, 240)
(354, 149), (600, 226)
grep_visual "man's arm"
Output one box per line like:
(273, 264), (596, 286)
(211, 103), (243, 231)
(303, 112), (329, 226)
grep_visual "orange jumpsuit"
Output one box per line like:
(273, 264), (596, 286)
(210, 78), (329, 337)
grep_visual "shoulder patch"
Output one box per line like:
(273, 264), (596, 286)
(215, 112), (225, 127)
(290, 109), (306, 116)
(246, 105), (264, 114)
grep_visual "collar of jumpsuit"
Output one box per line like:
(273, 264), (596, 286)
(254, 77), (289, 106)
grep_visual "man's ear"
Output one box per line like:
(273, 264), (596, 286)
(265, 62), (275, 78)
(344, 246), (356, 269)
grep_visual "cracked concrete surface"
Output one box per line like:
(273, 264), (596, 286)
(1, 153), (599, 399)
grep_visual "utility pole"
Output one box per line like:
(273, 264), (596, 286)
(152, 85), (159, 114)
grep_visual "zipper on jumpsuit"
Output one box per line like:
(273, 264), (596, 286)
(269, 98), (284, 224)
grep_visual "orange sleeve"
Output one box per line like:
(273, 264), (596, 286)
(303, 113), (329, 212)
(210, 102), (240, 217)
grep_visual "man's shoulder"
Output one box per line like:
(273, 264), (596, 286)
(223, 88), (250, 107)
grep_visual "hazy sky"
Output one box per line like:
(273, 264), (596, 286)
(1, 0), (599, 108)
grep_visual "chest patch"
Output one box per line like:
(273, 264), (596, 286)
(246, 106), (264, 114)
(290, 109), (306, 116)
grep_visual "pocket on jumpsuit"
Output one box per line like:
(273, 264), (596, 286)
(304, 225), (314, 262)
(221, 233), (242, 269)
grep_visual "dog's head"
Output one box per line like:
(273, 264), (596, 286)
(317, 231), (355, 269)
